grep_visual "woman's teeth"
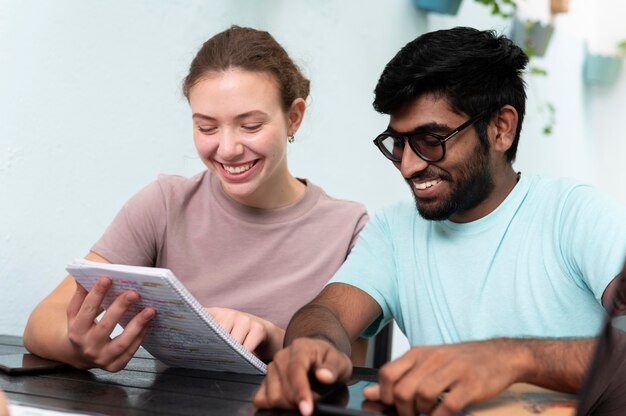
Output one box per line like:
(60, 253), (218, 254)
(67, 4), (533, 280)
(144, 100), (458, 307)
(223, 162), (254, 174)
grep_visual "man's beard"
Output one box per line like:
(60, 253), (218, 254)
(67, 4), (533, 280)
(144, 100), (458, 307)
(408, 142), (494, 221)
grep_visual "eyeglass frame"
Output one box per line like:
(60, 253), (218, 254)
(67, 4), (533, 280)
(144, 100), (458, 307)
(373, 111), (488, 163)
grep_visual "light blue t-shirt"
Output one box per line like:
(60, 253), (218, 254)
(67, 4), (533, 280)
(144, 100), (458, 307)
(330, 175), (626, 345)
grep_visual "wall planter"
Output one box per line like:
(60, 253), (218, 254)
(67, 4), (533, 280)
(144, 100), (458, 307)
(414, 0), (463, 15)
(550, 0), (569, 14)
(583, 52), (622, 86)
(510, 18), (554, 58)
(474, 1), (557, 136)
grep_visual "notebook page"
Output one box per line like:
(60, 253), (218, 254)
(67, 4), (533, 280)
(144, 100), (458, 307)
(67, 259), (267, 375)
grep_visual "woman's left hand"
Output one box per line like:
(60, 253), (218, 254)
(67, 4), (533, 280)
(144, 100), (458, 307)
(206, 307), (285, 360)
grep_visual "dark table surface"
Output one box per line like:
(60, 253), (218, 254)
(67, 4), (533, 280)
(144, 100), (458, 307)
(0, 335), (377, 415)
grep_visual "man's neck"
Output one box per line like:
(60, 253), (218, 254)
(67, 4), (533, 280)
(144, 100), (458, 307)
(448, 166), (519, 223)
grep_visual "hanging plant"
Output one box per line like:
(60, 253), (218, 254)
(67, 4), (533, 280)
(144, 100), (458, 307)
(510, 18), (555, 58)
(474, 0), (557, 136)
(474, 0), (517, 18)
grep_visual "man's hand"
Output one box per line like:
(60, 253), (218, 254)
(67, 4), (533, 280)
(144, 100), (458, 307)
(66, 276), (155, 371)
(206, 307), (284, 360)
(363, 339), (528, 416)
(253, 338), (353, 415)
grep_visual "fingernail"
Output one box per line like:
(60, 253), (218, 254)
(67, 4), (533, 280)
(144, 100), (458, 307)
(98, 276), (112, 287)
(317, 368), (335, 382)
(298, 400), (312, 415)
(142, 308), (155, 319)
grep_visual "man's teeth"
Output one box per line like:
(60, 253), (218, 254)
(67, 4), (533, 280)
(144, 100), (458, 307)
(223, 162), (254, 174)
(414, 179), (441, 190)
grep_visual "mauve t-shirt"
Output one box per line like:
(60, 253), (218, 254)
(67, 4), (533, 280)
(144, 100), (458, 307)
(91, 170), (368, 329)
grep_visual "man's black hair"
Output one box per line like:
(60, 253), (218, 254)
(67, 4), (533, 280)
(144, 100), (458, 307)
(373, 26), (528, 163)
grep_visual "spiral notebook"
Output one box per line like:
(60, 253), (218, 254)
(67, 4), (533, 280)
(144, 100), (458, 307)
(66, 259), (267, 375)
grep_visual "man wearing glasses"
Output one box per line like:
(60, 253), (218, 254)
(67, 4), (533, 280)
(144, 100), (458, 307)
(254, 27), (626, 416)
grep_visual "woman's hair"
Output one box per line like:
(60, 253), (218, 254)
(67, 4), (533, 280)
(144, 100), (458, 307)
(373, 27), (528, 163)
(183, 25), (310, 111)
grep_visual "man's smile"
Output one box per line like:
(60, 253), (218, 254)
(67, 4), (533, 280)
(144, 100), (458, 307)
(412, 178), (442, 190)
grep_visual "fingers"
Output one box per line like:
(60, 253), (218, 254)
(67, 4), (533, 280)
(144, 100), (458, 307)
(377, 350), (418, 405)
(106, 307), (155, 358)
(319, 345), (353, 384)
(65, 275), (154, 371)
(253, 338), (353, 414)
(207, 308), (270, 353)
(94, 291), (141, 338)
(207, 307), (235, 333)
(362, 384), (381, 401)
(292, 363), (318, 415)
(70, 276), (111, 333)
(241, 322), (266, 352)
(377, 348), (464, 415)
(432, 389), (470, 416)
(70, 279), (140, 343)
(104, 317), (153, 372)
(374, 342), (519, 416)
(67, 278), (88, 320)
(273, 345), (314, 413)
(393, 365), (442, 415)
(254, 361), (296, 409)
(229, 315), (253, 345)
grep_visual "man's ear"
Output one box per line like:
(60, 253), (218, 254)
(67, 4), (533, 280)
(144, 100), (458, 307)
(287, 98), (306, 136)
(490, 105), (518, 154)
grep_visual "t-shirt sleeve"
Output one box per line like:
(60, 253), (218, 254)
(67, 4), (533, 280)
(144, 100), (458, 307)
(347, 210), (370, 253)
(91, 180), (167, 266)
(328, 207), (399, 338)
(559, 184), (626, 302)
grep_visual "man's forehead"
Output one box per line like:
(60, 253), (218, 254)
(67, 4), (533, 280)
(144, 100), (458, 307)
(389, 95), (460, 130)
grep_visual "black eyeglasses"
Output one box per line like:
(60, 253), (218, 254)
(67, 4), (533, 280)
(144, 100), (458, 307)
(373, 112), (486, 163)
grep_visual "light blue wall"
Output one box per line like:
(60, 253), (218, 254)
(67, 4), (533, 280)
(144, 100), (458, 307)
(0, 0), (424, 338)
(1, 1), (625, 360)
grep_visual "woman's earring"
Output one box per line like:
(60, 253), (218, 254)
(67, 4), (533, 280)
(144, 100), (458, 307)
(288, 135), (295, 143)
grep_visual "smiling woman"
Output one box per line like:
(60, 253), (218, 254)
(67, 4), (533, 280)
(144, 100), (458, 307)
(22, 26), (368, 372)
(188, 69), (304, 209)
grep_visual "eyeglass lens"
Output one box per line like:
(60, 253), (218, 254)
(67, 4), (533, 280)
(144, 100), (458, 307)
(378, 133), (443, 162)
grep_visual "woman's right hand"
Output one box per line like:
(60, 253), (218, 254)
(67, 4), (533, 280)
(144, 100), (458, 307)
(65, 276), (155, 371)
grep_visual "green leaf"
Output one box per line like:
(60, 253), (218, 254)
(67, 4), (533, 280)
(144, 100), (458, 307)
(529, 67), (547, 76)
(474, 0), (517, 19)
(618, 40), (626, 57)
(524, 45), (537, 58)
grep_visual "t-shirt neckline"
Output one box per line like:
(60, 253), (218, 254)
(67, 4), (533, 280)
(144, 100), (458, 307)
(438, 174), (532, 234)
(208, 171), (321, 224)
